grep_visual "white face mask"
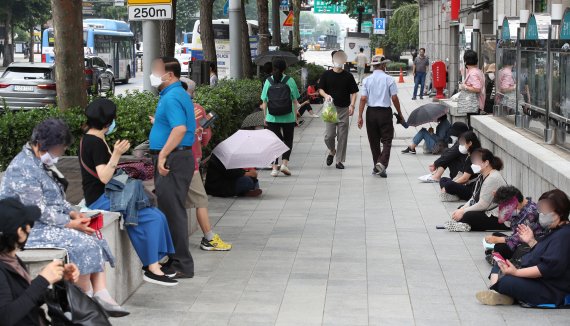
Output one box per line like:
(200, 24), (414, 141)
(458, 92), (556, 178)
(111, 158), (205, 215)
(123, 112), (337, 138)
(488, 73), (495, 80)
(458, 144), (468, 154)
(539, 212), (556, 229)
(149, 73), (167, 88)
(333, 61), (344, 69)
(450, 136), (458, 143)
(40, 152), (59, 166)
(471, 163), (482, 174)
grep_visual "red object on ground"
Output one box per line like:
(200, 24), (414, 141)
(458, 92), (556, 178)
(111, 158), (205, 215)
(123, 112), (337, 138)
(432, 61), (447, 99)
(398, 68), (405, 83)
(450, 0), (460, 21)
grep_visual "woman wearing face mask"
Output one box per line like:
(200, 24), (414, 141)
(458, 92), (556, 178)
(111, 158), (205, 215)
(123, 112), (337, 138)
(0, 198), (81, 326)
(483, 64), (496, 114)
(0, 119), (128, 317)
(439, 131), (481, 201)
(80, 99), (177, 287)
(458, 50), (486, 126)
(477, 189), (570, 307)
(445, 148), (507, 232)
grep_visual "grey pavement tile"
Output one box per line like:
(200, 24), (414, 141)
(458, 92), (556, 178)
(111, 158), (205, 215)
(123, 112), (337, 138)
(182, 312), (232, 325)
(368, 294), (413, 320)
(111, 307), (187, 326)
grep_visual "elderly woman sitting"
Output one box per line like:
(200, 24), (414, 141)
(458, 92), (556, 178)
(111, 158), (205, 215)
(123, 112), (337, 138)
(0, 119), (128, 317)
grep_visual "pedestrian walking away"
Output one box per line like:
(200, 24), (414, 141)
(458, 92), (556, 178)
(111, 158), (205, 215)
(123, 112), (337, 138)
(412, 48), (429, 100)
(358, 55), (404, 178)
(319, 50), (359, 170)
(148, 57), (196, 279)
(355, 48), (369, 85)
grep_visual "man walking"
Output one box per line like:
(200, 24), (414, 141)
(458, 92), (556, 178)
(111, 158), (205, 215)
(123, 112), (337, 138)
(355, 48), (369, 85)
(357, 55), (404, 178)
(149, 57), (196, 278)
(319, 50), (359, 169)
(412, 48), (429, 100)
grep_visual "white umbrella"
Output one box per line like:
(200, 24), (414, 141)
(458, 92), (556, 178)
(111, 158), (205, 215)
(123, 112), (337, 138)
(212, 129), (289, 169)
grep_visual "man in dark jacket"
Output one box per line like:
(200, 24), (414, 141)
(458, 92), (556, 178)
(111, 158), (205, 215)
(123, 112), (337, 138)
(0, 197), (79, 326)
(418, 122), (469, 183)
(205, 155), (262, 197)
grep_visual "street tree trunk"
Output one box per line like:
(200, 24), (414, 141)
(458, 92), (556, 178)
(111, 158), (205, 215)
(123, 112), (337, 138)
(200, 0), (217, 62)
(256, 0), (269, 55)
(2, 10), (14, 67)
(240, 0), (253, 78)
(159, 0), (177, 57)
(29, 26), (35, 63)
(292, 0), (300, 48)
(51, 0), (87, 110)
(271, 0), (281, 46)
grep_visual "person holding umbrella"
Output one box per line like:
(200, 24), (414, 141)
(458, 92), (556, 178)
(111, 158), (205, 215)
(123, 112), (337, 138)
(401, 114), (451, 154)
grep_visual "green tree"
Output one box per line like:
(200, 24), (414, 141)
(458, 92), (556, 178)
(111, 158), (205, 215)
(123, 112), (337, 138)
(93, 3), (128, 20)
(14, 0), (51, 63)
(370, 2), (418, 59)
(177, 0), (199, 32)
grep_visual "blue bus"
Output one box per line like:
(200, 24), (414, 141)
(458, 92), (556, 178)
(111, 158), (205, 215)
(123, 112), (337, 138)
(42, 19), (135, 82)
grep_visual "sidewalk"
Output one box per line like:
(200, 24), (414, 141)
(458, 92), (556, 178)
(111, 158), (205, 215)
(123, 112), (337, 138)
(112, 79), (569, 326)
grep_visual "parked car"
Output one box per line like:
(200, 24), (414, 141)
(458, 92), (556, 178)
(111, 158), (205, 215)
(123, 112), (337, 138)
(0, 62), (57, 110)
(85, 56), (115, 96)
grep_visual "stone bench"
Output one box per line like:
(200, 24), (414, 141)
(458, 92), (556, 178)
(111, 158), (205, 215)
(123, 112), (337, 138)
(439, 99), (468, 125)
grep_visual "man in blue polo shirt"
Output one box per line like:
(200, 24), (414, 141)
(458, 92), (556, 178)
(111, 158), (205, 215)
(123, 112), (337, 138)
(149, 57), (196, 278)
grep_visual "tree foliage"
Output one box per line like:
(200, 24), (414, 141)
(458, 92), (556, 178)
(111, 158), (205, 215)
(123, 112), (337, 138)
(177, 0), (199, 32)
(370, 3), (418, 59)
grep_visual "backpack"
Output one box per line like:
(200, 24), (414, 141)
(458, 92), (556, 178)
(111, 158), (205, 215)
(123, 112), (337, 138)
(267, 76), (293, 116)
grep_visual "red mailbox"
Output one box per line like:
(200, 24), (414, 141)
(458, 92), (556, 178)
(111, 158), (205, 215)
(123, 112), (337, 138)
(432, 61), (447, 99)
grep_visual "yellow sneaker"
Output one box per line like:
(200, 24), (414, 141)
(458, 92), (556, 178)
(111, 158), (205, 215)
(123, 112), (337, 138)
(200, 234), (232, 251)
(476, 290), (514, 306)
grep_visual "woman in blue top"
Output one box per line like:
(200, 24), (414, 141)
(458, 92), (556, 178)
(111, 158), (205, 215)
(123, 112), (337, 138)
(476, 189), (570, 307)
(261, 59), (301, 177)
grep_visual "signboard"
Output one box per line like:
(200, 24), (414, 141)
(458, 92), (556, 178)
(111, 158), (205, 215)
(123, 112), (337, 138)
(128, 4), (172, 20)
(353, 5), (373, 15)
(114, 0), (125, 6)
(526, 14), (539, 40)
(561, 8), (570, 40)
(450, 0), (460, 21)
(283, 11), (294, 27)
(223, 0), (228, 16)
(128, 0), (171, 4)
(373, 18), (385, 35)
(362, 21), (372, 33)
(375, 48), (383, 55)
(280, 0), (289, 11)
(313, 0), (346, 14)
(432, 61), (447, 99)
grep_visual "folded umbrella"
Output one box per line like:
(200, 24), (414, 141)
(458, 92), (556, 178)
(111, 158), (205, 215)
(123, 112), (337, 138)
(212, 129), (289, 169)
(407, 103), (449, 127)
(241, 111), (265, 129)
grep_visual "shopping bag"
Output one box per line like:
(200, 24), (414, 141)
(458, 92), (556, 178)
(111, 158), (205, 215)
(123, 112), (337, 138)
(321, 98), (339, 123)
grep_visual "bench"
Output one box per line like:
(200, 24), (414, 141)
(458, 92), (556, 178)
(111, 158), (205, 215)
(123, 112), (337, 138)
(439, 99), (468, 125)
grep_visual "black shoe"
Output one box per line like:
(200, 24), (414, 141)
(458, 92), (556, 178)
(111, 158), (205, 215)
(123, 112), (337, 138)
(93, 297), (130, 318)
(146, 265), (177, 278)
(326, 154), (334, 166)
(401, 147), (416, 154)
(420, 96), (424, 100)
(379, 171), (387, 178)
(143, 271), (179, 286)
(335, 162), (345, 169)
(173, 271), (194, 279)
(412, 97), (417, 100)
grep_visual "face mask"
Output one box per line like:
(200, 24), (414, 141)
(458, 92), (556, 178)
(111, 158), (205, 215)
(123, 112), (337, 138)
(488, 73), (495, 80)
(333, 61), (344, 68)
(40, 151), (59, 166)
(149, 73), (167, 88)
(105, 119), (116, 135)
(450, 136), (458, 143)
(459, 144), (468, 154)
(471, 164), (482, 174)
(539, 212), (556, 229)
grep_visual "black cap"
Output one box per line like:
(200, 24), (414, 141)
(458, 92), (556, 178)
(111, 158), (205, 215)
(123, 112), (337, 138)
(449, 122), (469, 137)
(0, 198), (41, 236)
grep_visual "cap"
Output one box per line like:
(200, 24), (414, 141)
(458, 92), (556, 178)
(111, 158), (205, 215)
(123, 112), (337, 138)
(370, 55), (391, 66)
(449, 122), (469, 137)
(0, 197), (41, 236)
(485, 63), (496, 73)
(85, 98), (117, 126)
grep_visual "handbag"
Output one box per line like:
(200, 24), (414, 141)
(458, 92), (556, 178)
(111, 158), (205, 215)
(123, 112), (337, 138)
(45, 280), (111, 326)
(117, 160), (155, 181)
(87, 212), (104, 240)
(457, 90), (480, 114)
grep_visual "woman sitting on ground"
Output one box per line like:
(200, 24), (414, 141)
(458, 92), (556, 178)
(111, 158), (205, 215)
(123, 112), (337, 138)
(205, 154), (262, 198)
(439, 131), (481, 202)
(0, 119), (128, 317)
(402, 115), (451, 155)
(418, 122), (470, 183)
(0, 198), (80, 326)
(477, 189), (570, 307)
(80, 99), (177, 287)
(445, 148), (507, 232)
(485, 185), (546, 285)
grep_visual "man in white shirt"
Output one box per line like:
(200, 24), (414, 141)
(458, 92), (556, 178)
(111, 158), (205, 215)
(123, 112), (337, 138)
(357, 55), (404, 178)
(355, 48), (369, 85)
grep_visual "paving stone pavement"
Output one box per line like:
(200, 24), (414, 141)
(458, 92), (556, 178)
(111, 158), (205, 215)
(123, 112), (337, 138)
(112, 78), (570, 325)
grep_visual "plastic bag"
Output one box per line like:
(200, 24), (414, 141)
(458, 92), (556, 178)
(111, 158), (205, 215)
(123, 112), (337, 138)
(321, 98), (339, 123)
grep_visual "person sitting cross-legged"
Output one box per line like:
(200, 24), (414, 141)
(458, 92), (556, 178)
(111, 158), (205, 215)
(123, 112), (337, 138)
(402, 115), (451, 155)
(205, 154), (262, 198)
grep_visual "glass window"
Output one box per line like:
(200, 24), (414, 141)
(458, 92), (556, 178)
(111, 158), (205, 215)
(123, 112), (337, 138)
(213, 24), (230, 39)
(2, 67), (53, 80)
(95, 36), (111, 55)
(96, 57), (107, 67)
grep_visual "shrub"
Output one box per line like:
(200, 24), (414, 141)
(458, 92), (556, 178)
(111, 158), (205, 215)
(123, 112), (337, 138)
(386, 62), (408, 71)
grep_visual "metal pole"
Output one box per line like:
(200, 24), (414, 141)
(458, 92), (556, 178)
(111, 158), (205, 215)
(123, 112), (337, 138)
(515, 27), (522, 128)
(229, 0), (243, 79)
(544, 26), (555, 144)
(142, 20), (160, 92)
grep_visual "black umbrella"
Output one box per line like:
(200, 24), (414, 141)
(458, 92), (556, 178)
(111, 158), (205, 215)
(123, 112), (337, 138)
(407, 103), (449, 127)
(241, 111), (265, 129)
(254, 51), (299, 66)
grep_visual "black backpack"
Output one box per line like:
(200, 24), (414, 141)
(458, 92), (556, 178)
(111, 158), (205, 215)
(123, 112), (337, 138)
(267, 76), (293, 116)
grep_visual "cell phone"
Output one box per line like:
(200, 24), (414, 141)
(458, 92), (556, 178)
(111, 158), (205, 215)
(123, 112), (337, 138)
(436, 225), (446, 229)
(492, 252), (508, 265)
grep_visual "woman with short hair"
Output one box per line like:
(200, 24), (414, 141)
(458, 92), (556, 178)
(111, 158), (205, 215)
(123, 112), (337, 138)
(439, 131), (481, 201)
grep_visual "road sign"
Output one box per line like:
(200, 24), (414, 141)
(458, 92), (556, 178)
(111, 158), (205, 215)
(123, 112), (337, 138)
(223, 0), (229, 16)
(128, 4), (173, 20)
(114, 0), (125, 6)
(283, 11), (294, 27)
(353, 5), (373, 15)
(373, 18), (385, 35)
(313, 0), (346, 14)
(279, 0), (289, 11)
(128, 0), (171, 4)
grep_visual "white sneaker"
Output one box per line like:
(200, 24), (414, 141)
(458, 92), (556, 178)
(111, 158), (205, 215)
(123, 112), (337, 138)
(310, 113), (319, 118)
(280, 164), (291, 176)
(418, 174), (438, 183)
(375, 163), (386, 174)
(271, 169), (279, 177)
(444, 220), (471, 232)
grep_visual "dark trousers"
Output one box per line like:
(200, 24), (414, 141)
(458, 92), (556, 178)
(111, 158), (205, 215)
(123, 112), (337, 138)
(298, 103), (312, 116)
(366, 108), (394, 168)
(492, 275), (562, 306)
(459, 211), (510, 232)
(266, 122), (295, 162)
(413, 72), (426, 98)
(235, 176), (259, 196)
(439, 177), (475, 201)
(153, 150), (194, 275)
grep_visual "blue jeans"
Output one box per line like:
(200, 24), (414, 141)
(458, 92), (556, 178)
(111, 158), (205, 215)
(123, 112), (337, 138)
(235, 176), (259, 196)
(413, 71), (426, 98)
(413, 128), (437, 151)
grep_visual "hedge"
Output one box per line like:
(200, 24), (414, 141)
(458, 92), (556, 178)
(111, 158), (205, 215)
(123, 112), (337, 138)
(0, 79), (262, 171)
(386, 62), (408, 71)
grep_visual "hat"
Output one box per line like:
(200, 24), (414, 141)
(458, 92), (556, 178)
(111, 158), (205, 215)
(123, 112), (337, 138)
(332, 50), (347, 64)
(370, 55), (391, 66)
(485, 63), (496, 73)
(498, 196), (519, 224)
(0, 198), (41, 236)
(85, 98), (117, 127)
(449, 122), (469, 137)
